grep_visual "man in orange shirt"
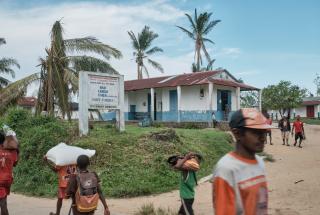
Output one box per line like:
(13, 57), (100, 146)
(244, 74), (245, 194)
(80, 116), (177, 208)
(212, 108), (273, 215)
(45, 159), (77, 215)
(0, 131), (19, 215)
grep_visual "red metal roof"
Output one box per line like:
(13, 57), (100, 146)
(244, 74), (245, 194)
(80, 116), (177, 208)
(302, 100), (320, 106)
(17, 97), (37, 107)
(125, 70), (258, 91)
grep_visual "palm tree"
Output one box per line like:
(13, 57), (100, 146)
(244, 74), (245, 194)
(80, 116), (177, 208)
(177, 9), (220, 72)
(0, 38), (20, 88)
(128, 26), (163, 79)
(0, 21), (122, 118)
(36, 20), (122, 119)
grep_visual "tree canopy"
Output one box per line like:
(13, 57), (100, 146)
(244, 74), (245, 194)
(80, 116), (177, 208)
(262, 81), (307, 116)
(241, 91), (259, 108)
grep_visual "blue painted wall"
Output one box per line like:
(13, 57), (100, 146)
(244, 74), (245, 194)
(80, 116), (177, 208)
(162, 111), (178, 122)
(156, 112), (163, 121)
(102, 110), (235, 122)
(101, 112), (129, 121)
(180, 111), (211, 122)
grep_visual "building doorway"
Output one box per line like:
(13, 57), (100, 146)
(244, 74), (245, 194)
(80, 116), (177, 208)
(217, 90), (231, 121)
(306, 105), (315, 118)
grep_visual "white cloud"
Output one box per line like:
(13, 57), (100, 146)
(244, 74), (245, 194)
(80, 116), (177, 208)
(215, 47), (242, 59)
(0, 0), (187, 84)
(234, 70), (261, 76)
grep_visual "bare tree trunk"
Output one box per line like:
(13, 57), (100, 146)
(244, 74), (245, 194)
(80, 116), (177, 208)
(288, 108), (291, 119)
(196, 46), (201, 72)
(279, 109), (283, 118)
(195, 39), (201, 72)
(137, 63), (140, 79)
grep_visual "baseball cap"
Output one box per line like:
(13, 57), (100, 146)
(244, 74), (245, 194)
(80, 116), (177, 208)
(229, 108), (275, 129)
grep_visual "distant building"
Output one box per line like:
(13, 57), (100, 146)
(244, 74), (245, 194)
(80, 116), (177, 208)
(294, 96), (320, 118)
(268, 96), (320, 119)
(17, 97), (37, 113)
(103, 69), (260, 122)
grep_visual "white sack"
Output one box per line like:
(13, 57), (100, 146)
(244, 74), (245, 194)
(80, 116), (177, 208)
(45, 142), (95, 166)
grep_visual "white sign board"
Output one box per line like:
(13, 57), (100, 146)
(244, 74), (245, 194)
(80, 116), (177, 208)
(88, 75), (119, 109)
(79, 72), (125, 136)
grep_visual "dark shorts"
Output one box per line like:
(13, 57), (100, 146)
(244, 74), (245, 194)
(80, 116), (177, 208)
(0, 196), (7, 207)
(178, 198), (194, 215)
(295, 132), (304, 141)
(0, 186), (10, 199)
(266, 130), (272, 136)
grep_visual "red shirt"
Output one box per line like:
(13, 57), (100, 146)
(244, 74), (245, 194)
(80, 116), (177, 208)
(293, 121), (304, 133)
(0, 146), (18, 184)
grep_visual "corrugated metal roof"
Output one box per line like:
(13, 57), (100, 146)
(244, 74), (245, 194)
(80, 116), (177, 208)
(17, 97), (37, 107)
(124, 70), (258, 91)
(302, 100), (320, 105)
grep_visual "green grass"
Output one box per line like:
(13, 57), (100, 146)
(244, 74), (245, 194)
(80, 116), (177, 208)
(74, 125), (233, 197)
(300, 118), (320, 125)
(1, 108), (233, 198)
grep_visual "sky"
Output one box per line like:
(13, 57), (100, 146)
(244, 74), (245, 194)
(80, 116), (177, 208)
(0, 0), (319, 95)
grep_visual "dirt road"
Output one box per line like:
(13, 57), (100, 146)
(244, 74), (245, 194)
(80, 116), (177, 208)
(7, 124), (320, 215)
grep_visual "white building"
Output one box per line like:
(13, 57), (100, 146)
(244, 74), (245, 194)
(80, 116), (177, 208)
(103, 69), (259, 122)
(17, 97), (36, 114)
(294, 97), (320, 118)
(268, 96), (320, 119)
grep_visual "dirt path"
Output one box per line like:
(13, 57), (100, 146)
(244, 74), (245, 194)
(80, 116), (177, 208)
(7, 124), (320, 215)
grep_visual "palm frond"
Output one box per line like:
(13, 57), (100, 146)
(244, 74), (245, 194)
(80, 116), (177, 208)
(203, 19), (221, 35)
(64, 68), (79, 93)
(206, 59), (216, 71)
(194, 9), (198, 25)
(0, 73), (39, 113)
(148, 59), (164, 73)
(0, 76), (10, 88)
(51, 21), (66, 56)
(0, 58), (20, 78)
(64, 37), (122, 60)
(142, 65), (150, 78)
(128, 31), (140, 51)
(146, 46), (163, 55)
(52, 59), (70, 119)
(203, 37), (215, 44)
(138, 26), (159, 51)
(185, 13), (197, 32)
(196, 12), (210, 33)
(176, 26), (195, 40)
(68, 56), (118, 74)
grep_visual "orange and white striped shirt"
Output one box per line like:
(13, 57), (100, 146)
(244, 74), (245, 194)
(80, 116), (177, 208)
(212, 152), (268, 215)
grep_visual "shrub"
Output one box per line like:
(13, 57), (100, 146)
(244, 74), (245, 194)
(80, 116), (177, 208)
(12, 120), (70, 196)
